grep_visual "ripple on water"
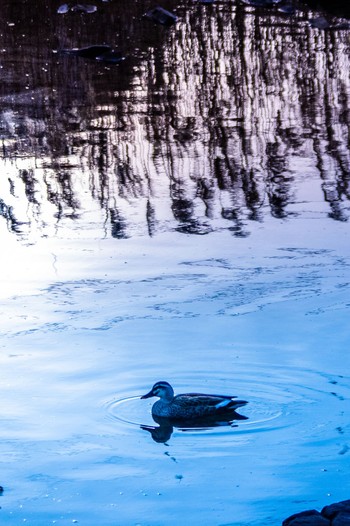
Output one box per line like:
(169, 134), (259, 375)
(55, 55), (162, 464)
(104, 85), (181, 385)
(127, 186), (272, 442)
(103, 365), (350, 446)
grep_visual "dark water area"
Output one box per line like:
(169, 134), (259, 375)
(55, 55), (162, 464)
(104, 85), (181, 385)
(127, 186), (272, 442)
(1, 0), (350, 240)
(1, 2), (350, 525)
(303, 0), (350, 18)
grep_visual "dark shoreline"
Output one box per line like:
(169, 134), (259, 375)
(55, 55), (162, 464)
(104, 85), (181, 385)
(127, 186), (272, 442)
(283, 500), (350, 525)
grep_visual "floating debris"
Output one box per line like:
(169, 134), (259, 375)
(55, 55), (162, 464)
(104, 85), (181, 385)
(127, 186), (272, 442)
(144, 6), (178, 26)
(277, 3), (295, 14)
(61, 45), (111, 58)
(240, 0), (283, 6)
(57, 3), (70, 13)
(338, 444), (350, 455)
(173, 129), (198, 143)
(58, 3), (97, 14)
(71, 4), (97, 13)
(310, 16), (350, 29)
(60, 45), (125, 63)
(310, 16), (330, 29)
(95, 50), (126, 64)
(303, 0), (350, 18)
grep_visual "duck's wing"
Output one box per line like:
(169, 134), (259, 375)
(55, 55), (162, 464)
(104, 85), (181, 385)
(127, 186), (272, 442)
(179, 393), (238, 400)
(175, 393), (245, 410)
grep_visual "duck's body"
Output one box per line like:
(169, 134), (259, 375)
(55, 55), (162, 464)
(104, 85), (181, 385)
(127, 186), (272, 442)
(141, 381), (248, 419)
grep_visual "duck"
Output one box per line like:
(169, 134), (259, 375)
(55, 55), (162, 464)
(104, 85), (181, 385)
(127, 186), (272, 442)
(141, 381), (248, 419)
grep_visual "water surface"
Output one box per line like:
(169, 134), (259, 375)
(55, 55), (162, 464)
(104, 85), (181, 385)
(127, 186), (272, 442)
(1, 0), (350, 524)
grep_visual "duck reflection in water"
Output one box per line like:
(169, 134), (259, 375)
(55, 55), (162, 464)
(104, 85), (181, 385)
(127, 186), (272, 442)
(141, 412), (248, 443)
(140, 381), (248, 443)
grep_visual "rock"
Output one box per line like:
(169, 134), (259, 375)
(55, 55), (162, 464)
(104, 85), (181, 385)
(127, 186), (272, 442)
(332, 512), (350, 526)
(282, 509), (331, 526)
(321, 500), (350, 520)
(284, 501), (350, 526)
(144, 6), (178, 26)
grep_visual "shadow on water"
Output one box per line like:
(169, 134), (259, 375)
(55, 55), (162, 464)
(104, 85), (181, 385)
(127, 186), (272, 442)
(141, 411), (249, 443)
(0, 0), (350, 241)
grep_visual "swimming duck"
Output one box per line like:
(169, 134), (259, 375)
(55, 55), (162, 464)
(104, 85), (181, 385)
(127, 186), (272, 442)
(141, 381), (248, 419)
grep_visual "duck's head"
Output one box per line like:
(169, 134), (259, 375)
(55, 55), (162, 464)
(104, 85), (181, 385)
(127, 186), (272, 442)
(141, 381), (174, 401)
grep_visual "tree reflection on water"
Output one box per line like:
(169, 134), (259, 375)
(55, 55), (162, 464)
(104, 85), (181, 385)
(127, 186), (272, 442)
(0, 0), (349, 240)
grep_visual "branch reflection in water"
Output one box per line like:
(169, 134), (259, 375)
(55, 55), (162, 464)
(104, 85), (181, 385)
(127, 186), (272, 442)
(141, 411), (249, 444)
(0, 0), (349, 241)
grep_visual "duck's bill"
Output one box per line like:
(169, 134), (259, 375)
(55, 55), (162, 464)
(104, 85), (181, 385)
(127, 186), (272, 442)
(141, 390), (153, 399)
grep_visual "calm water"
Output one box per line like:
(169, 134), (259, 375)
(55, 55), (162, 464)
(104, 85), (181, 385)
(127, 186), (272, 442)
(1, 0), (350, 524)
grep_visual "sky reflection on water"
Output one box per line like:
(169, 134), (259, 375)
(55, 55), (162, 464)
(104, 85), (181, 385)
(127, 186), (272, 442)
(1, 226), (350, 524)
(0, 1), (350, 525)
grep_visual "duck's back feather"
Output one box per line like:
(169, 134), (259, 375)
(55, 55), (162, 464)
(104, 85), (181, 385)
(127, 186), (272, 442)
(175, 393), (236, 407)
(151, 393), (247, 418)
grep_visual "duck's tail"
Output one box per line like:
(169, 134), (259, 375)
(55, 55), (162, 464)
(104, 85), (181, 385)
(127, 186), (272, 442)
(219, 399), (248, 412)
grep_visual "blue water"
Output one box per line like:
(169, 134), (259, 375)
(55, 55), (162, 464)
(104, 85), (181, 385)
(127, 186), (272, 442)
(1, 226), (350, 525)
(1, 0), (350, 523)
